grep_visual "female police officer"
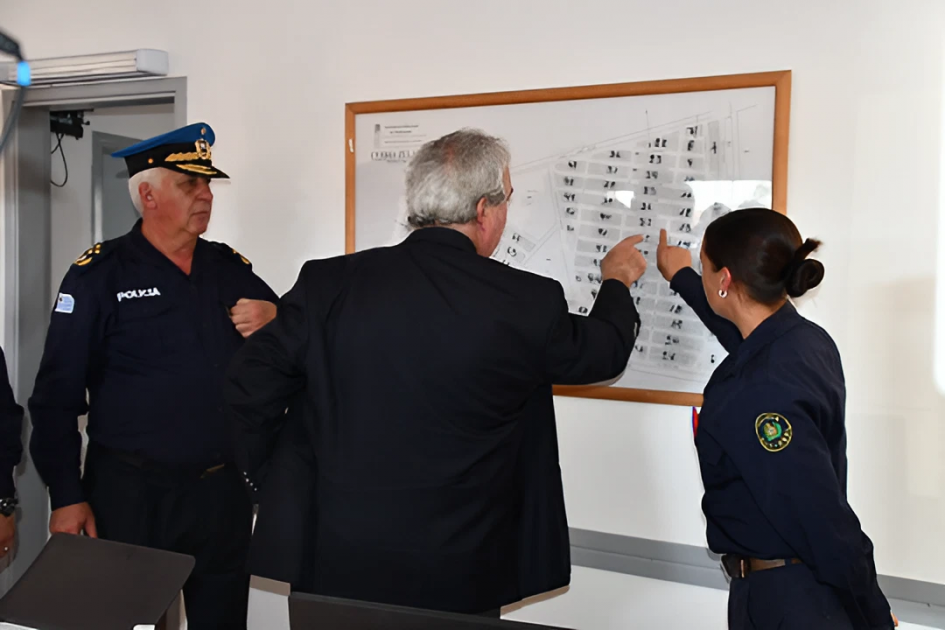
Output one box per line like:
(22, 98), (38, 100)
(655, 208), (896, 630)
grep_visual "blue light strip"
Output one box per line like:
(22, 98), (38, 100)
(16, 61), (30, 87)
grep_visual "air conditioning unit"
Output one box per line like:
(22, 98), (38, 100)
(1, 50), (168, 86)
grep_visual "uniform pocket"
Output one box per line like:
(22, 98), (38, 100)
(110, 298), (182, 362)
(746, 569), (790, 629)
(748, 565), (853, 630)
(804, 581), (853, 628)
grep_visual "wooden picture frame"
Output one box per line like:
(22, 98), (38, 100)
(345, 71), (791, 406)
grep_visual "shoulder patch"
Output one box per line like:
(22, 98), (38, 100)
(209, 241), (252, 267)
(755, 413), (792, 452)
(54, 293), (75, 314)
(72, 241), (115, 270)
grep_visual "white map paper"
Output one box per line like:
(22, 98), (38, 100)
(354, 87), (776, 395)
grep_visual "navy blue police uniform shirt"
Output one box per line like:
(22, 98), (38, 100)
(28, 219), (278, 511)
(0, 346), (24, 498)
(671, 268), (893, 629)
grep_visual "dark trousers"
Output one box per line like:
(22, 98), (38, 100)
(728, 564), (854, 630)
(83, 443), (254, 630)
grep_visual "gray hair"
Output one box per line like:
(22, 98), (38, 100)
(128, 168), (171, 213)
(405, 129), (511, 227)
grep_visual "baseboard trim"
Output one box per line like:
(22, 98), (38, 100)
(569, 528), (945, 629)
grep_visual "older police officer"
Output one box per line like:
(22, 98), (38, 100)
(29, 123), (277, 629)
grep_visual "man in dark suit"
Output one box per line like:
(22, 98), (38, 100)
(225, 129), (647, 615)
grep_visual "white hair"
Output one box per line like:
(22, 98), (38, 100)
(128, 168), (171, 214)
(405, 129), (511, 227)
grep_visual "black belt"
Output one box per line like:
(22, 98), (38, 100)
(722, 554), (803, 579)
(91, 443), (226, 480)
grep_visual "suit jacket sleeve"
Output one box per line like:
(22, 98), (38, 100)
(543, 278), (640, 385)
(670, 267), (742, 354)
(0, 347), (23, 498)
(225, 265), (310, 496)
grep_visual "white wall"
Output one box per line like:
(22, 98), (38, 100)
(0, 86), (16, 352)
(3, 0), (945, 620)
(0, 98), (6, 353)
(48, 104), (176, 293)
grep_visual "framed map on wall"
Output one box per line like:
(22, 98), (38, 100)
(346, 71), (791, 406)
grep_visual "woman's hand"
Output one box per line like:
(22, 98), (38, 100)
(656, 229), (694, 282)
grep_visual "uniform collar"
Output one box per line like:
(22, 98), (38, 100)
(127, 218), (209, 273)
(713, 301), (803, 382)
(128, 219), (167, 268)
(404, 227), (477, 253)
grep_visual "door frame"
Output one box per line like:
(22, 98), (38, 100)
(0, 77), (186, 592)
(91, 130), (145, 244)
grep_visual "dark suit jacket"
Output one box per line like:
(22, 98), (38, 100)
(225, 228), (639, 614)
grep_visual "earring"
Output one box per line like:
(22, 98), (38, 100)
(718, 290), (728, 298)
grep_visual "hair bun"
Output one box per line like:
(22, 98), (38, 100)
(785, 238), (824, 298)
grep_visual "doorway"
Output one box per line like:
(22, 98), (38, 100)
(48, 103), (178, 301)
(0, 78), (186, 594)
(93, 130), (144, 243)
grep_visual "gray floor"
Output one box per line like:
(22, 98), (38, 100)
(503, 566), (933, 630)
(242, 567), (933, 629)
